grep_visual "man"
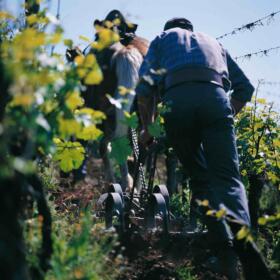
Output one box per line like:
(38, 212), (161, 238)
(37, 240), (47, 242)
(136, 18), (272, 280)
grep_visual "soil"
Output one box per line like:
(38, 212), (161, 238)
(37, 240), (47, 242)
(49, 157), (238, 280)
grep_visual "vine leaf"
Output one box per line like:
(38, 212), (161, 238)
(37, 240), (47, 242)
(110, 137), (132, 164)
(66, 91), (84, 110)
(53, 141), (85, 172)
(77, 125), (103, 141)
(122, 111), (138, 129)
(84, 69), (103, 85)
(148, 118), (163, 138)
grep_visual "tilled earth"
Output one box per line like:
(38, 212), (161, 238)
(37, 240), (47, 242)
(49, 158), (236, 280)
(116, 228), (230, 280)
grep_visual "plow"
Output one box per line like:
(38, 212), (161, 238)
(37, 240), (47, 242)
(97, 128), (204, 237)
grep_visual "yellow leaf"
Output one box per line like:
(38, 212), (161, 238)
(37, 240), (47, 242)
(196, 199), (209, 207)
(201, 200), (209, 207)
(53, 138), (62, 144)
(13, 29), (46, 59)
(118, 86), (132, 96)
(26, 14), (38, 25)
(65, 91), (84, 110)
(49, 32), (62, 44)
(75, 108), (106, 123)
(92, 27), (119, 51)
(246, 233), (254, 243)
(0, 11), (15, 20)
(58, 117), (81, 137)
(77, 125), (103, 141)
(54, 141), (85, 172)
(273, 139), (280, 147)
(206, 210), (216, 216)
(216, 208), (227, 219)
(84, 54), (96, 67)
(74, 55), (85, 66)
(257, 98), (266, 105)
(236, 226), (250, 240)
(11, 94), (34, 107)
(258, 217), (267, 225)
(84, 69), (103, 85)
(64, 39), (73, 48)
(126, 21), (135, 29)
(77, 68), (87, 78)
(101, 20), (113, 29)
(79, 35), (91, 43)
(41, 100), (58, 114)
(112, 18), (121, 26)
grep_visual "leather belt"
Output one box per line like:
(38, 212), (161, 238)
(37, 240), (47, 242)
(164, 66), (229, 91)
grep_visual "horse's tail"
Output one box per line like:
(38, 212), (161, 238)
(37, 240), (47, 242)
(112, 46), (143, 138)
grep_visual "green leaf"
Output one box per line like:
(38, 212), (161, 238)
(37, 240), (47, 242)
(110, 136), (132, 164)
(122, 111), (138, 129)
(148, 118), (163, 138)
(64, 39), (73, 48)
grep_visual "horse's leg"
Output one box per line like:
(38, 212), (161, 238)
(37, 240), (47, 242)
(119, 162), (133, 192)
(100, 137), (115, 183)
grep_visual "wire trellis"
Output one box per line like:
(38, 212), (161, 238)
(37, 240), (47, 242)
(234, 46), (280, 61)
(217, 10), (280, 40)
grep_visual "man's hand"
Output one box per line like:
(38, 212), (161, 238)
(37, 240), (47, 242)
(230, 98), (246, 116)
(139, 129), (153, 147)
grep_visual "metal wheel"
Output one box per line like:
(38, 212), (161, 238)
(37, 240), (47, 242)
(146, 193), (169, 234)
(105, 193), (124, 230)
(96, 193), (109, 209)
(153, 184), (170, 211)
(108, 183), (123, 199)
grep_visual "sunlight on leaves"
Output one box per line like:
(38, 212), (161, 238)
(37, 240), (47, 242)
(53, 141), (85, 172)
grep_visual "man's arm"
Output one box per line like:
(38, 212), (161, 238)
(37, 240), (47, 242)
(137, 94), (155, 130)
(226, 51), (255, 114)
(136, 37), (160, 145)
(137, 94), (156, 145)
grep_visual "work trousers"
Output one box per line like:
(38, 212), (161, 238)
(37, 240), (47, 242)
(163, 82), (251, 244)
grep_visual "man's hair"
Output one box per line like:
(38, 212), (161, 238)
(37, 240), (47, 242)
(164, 18), (194, 31)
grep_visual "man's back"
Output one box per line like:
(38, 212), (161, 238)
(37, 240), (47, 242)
(140, 28), (228, 77)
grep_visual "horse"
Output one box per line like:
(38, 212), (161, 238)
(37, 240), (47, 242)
(82, 34), (149, 191)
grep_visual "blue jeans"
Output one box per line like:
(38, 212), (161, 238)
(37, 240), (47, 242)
(163, 82), (250, 243)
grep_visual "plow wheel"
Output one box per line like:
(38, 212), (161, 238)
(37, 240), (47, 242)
(105, 192), (124, 231)
(146, 193), (169, 234)
(108, 183), (124, 198)
(153, 184), (170, 211)
(97, 183), (123, 209)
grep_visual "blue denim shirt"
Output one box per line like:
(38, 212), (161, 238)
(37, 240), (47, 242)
(137, 28), (254, 102)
